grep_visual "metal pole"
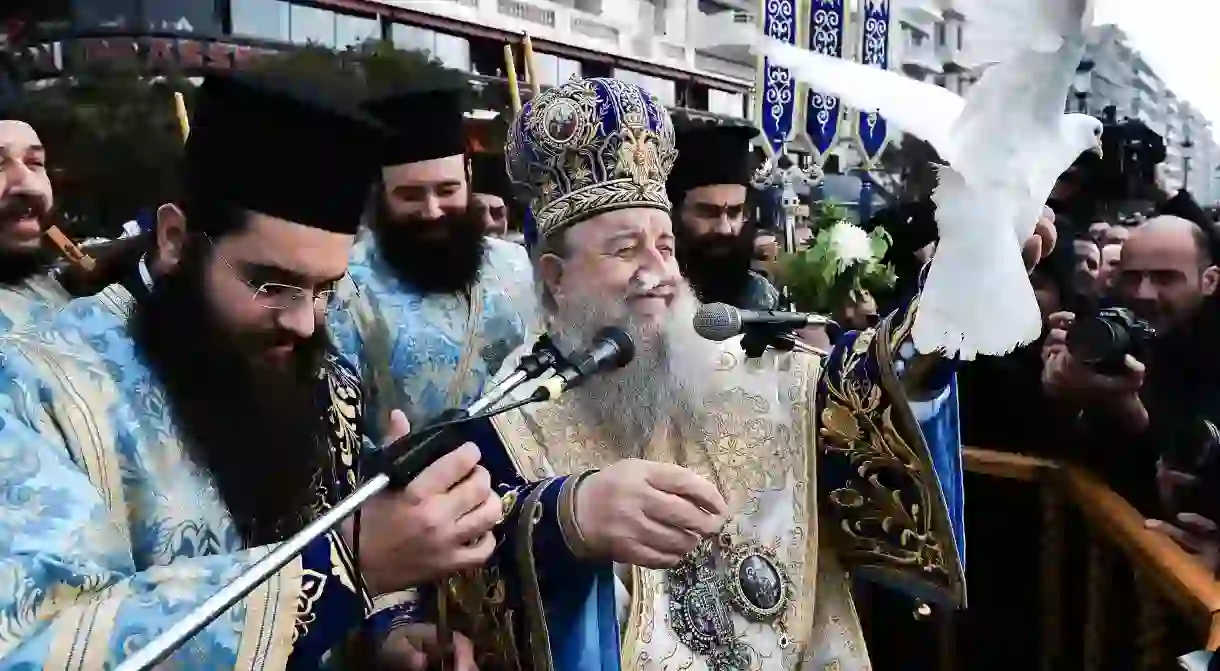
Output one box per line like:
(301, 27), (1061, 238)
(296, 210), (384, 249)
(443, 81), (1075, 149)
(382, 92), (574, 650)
(115, 389), (512, 671)
(857, 169), (873, 225)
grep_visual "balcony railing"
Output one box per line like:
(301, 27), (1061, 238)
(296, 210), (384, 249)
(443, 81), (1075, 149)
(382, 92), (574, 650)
(960, 447), (1220, 669)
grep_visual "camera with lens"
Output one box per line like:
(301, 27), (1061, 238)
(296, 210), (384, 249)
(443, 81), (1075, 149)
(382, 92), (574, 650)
(1066, 307), (1156, 376)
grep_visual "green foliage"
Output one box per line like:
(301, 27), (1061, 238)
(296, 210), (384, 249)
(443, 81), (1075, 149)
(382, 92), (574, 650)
(16, 59), (191, 239)
(16, 39), (481, 239)
(776, 200), (897, 314)
(244, 39), (473, 105)
(807, 199), (852, 232)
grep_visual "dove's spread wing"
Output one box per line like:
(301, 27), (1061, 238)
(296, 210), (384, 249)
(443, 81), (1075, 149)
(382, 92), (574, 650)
(937, 0), (1092, 175)
(955, 0), (1095, 64)
(941, 55), (1074, 177)
(754, 37), (965, 156)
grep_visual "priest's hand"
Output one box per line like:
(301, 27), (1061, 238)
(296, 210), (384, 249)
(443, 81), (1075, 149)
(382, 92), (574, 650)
(343, 410), (501, 596)
(574, 460), (728, 568)
(376, 624), (478, 671)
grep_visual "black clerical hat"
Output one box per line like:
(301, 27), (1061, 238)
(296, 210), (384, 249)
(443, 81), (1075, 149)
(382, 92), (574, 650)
(668, 123), (760, 201)
(184, 73), (385, 235)
(363, 88), (466, 166)
(469, 152), (511, 200)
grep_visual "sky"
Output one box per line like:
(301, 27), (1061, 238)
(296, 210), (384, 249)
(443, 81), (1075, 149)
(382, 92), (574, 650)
(1094, 0), (1220, 141)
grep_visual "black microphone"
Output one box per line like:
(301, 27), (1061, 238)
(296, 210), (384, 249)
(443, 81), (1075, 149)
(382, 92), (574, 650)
(693, 302), (832, 342)
(530, 326), (635, 401)
(514, 334), (563, 378)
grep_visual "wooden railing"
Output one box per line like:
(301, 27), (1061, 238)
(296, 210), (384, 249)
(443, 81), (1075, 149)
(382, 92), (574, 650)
(963, 447), (1220, 670)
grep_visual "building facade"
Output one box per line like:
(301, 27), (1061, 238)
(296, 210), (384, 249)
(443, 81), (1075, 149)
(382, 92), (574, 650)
(3, 0), (752, 120)
(1078, 24), (1219, 204)
(8, 1), (1215, 204)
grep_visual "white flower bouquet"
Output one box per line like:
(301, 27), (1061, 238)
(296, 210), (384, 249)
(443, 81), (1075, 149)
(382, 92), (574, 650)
(776, 200), (896, 315)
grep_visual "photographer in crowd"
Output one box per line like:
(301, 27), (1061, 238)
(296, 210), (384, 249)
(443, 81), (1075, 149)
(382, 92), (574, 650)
(1042, 214), (1220, 533)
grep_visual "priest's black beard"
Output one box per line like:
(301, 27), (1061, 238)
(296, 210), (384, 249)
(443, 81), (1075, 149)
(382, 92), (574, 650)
(0, 246), (54, 286)
(677, 220), (757, 307)
(129, 241), (331, 546)
(371, 196), (486, 295)
(0, 192), (54, 286)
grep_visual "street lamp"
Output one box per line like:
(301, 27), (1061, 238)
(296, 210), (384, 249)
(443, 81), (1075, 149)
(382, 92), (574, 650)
(1073, 57), (1095, 114)
(1182, 136), (1194, 190)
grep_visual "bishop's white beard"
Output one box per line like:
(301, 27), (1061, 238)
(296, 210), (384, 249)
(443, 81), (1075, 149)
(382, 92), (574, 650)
(551, 280), (723, 460)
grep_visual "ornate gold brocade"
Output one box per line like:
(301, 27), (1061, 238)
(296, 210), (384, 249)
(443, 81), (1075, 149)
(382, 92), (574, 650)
(294, 571), (327, 643)
(294, 356), (371, 639)
(430, 493), (529, 670)
(491, 343), (828, 670)
(817, 300), (964, 606)
(504, 77), (678, 239)
(440, 565), (522, 671)
(297, 354), (365, 534)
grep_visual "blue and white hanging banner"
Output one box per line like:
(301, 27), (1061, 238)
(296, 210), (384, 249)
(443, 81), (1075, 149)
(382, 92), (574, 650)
(855, 0), (893, 168)
(802, 0), (847, 165)
(755, 0), (805, 155)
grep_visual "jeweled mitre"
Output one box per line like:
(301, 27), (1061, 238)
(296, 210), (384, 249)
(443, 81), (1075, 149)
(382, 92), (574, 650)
(505, 77), (677, 241)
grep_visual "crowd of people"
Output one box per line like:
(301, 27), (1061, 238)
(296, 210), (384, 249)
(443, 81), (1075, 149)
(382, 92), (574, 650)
(0, 61), (1215, 671)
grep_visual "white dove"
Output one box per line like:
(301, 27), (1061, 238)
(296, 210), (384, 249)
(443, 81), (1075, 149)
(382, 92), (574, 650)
(706, 0), (1103, 359)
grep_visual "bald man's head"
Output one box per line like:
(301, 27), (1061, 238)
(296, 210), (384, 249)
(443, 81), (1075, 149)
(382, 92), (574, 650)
(1114, 215), (1218, 333)
(1131, 215), (1212, 264)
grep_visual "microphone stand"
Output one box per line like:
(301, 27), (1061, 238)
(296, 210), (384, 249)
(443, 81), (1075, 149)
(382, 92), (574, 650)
(116, 342), (561, 671)
(738, 323), (834, 359)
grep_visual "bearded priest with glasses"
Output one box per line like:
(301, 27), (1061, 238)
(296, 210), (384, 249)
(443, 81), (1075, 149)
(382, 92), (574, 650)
(0, 74), (527, 669)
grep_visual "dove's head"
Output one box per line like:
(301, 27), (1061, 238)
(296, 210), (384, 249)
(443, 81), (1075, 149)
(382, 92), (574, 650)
(1065, 113), (1105, 159)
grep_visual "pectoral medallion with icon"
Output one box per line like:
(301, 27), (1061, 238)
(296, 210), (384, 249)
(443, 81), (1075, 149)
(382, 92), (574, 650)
(666, 530), (794, 671)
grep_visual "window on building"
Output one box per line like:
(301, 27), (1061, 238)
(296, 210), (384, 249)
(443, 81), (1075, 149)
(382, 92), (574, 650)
(144, 0), (221, 33)
(708, 88), (744, 117)
(390, 23), (434, 53)
(289, 3), (336, 47)
(389, 23), (470, 71)
(934, 22), (945, 47)
(583, 60), (612, 78)
(335, 12), (380, 50)
(532, 52), (582, 87)
(687, 83), (709, 110)
(955, 23), (963, 49)
(469, 38), (514, 78)
(74, 0), (139, 29)
(613, 68), (675, 107)
(641, 0), (665, 36)
(230, 0), (289, 41)
(433, 32), (471, 70)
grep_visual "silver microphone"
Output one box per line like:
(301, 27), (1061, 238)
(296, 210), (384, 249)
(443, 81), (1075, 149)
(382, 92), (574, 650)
(693, 302), (832, 342)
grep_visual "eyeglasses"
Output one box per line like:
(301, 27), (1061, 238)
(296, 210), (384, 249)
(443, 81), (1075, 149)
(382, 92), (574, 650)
(208, 235), (343, 311)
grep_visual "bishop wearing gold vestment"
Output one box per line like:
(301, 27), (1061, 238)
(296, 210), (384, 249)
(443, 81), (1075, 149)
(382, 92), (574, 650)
(427, 75), (1057, 671)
